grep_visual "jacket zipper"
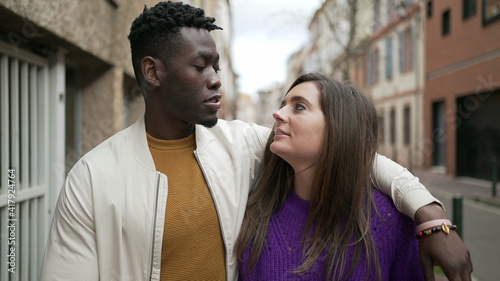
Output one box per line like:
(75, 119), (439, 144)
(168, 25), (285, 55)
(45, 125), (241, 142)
(193, 151), (229, 279)
(149, 172), (162, 280)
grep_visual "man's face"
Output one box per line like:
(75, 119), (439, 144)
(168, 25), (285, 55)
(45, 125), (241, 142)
(158, 27), (222, 128)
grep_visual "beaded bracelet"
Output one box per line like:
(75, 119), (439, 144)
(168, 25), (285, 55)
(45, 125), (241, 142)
(416, 219), (452, 233)
(416, 223), (458, 239)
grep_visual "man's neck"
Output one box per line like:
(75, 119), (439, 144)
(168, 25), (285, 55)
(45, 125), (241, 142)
(144, 113), (195, 140)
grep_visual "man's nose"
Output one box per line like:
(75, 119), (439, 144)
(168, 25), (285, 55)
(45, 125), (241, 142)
(208, 71), (221, 90)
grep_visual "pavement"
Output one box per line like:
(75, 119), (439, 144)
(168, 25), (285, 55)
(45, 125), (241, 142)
(412, 168), (500, 281)
(413, 168), (500, 209)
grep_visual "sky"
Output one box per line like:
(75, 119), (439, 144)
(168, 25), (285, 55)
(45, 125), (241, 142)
(231, 0), (322, 97)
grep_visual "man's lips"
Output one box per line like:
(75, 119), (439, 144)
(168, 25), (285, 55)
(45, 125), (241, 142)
(203, 94), (222, 109)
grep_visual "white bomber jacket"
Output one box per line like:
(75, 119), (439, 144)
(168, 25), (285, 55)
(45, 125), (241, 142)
(40, 117), (439, 281)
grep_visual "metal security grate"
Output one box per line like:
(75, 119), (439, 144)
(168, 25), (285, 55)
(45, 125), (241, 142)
(0, 40), (50, 281)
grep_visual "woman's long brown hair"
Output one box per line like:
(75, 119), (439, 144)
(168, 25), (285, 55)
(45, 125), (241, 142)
(235, 73), (381, 280)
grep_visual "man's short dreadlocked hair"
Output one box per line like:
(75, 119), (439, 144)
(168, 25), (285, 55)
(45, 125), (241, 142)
(128, 1), (222, 87)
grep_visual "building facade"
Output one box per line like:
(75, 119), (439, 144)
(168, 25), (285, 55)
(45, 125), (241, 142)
(286, 0), (424, 169)
(286, 0), (500, 179)
(364, 0), (425, 169)
(0, 1), (235, 279)
(424, 0), (500, 178)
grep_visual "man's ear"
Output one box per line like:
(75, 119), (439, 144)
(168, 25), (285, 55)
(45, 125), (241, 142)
(141, 56), (165, 88)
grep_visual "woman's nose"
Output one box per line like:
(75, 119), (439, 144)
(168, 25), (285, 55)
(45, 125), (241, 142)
(273, 108), (286, 122)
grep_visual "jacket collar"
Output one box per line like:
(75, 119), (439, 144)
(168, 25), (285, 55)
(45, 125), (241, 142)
(194, 123), (217, 152)
(130, 116), (156, 170)
(129, 116), (218, 170)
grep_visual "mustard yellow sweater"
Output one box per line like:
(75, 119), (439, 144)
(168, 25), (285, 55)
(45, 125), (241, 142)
(148, 133), (225, 280)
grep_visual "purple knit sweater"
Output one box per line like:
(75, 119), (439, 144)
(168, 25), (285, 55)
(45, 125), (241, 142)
(239, 190), (424, 280)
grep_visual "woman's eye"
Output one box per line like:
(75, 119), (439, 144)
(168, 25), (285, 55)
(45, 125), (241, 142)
(296, 104), (306, 110)
(194, 65), (205, 71)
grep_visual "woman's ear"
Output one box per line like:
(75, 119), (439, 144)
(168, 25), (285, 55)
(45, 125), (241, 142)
(141, 56), (164, 89)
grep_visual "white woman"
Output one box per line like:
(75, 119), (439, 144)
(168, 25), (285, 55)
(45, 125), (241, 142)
(235, 73), (428, 280)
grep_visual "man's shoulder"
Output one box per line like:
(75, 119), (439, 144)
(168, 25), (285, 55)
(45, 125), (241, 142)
(194, 120), (270, 156)
(89, 126), (133, 154)
(209, 119), (271, 135)
(73, 125), (137, 171)
(215, 119), (268, 128)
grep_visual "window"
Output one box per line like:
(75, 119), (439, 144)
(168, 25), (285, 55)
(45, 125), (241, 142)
(442, 9), (451, 35)
(374, 0), (381, 31)
(366, 48), (380, 86)
(404, 106), (411, 145)
(427, 1), (433, 18)
(354, 60), (361, 86)
(387, 0), (395, 20)
(373, 48), (379, 84)
(432, 101), (446, 166)
(463, 0), (477, 19)
(385, 37), (393, 79)
(366, 51), (372, 86)
(404, 28), (413, 71)
(483, 0), (500, 25)
(0, 39), (52, 280)
(398, 28), (413, 73)
(398, 31), (404, 73)
(390, 108), (396, 144)
(379, 113), (385, 144)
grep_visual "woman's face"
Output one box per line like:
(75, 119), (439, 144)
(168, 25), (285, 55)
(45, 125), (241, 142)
(270, 81), (326, 170)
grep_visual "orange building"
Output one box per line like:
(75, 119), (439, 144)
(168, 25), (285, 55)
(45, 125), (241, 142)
(423, 0), (500, 179)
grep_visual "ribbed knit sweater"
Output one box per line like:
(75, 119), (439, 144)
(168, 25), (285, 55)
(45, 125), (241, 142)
(147, 133), (225, 280)
(239, 190), (424, 280)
